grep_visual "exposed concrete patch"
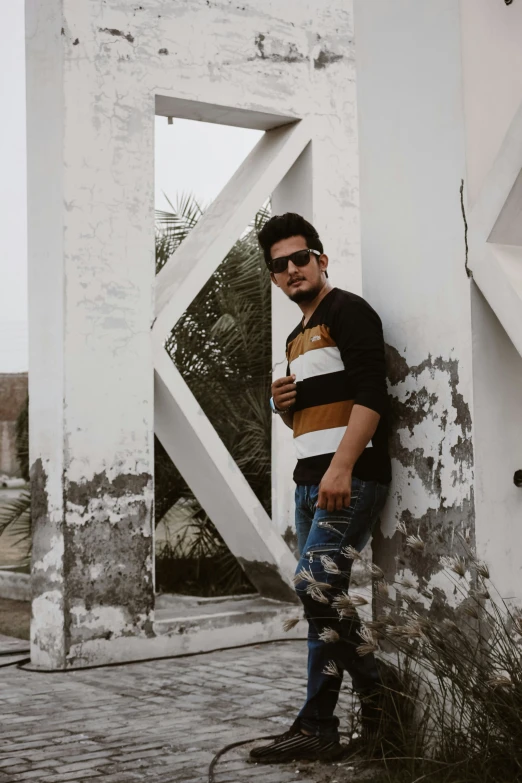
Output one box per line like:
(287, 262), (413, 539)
(253, 34), (306, 64)
(63, 470), (154, 662)
(397, 494), (474, 586)
(236, 557), (298, 604)
(67, 470), (151, 508)
(251, 33), (343, 71)
(385, 345), (473, 500)
(375, 345), (475, 599)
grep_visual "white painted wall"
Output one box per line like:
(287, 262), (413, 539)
(471, 286), (522, 599)
(354, 1), (474, 581)
(460, 0), (522, 206)
(460, 0), (522, 600)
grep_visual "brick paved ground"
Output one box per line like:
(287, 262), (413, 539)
(0, 638), (378, 783)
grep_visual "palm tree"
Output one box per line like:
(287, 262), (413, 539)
(154, 194), (272, 593)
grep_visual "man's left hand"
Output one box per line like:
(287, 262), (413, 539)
(317, 466), (352, 512)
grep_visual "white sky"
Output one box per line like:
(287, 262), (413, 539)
(0, 2), (262, 373)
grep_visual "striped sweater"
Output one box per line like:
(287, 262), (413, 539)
(285, 287), (391, 485)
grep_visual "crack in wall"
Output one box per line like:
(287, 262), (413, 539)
(460, 179), (473, 279)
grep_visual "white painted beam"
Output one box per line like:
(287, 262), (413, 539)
(155, 95), (298, 131)
(469, 99), (522, 359)
(271, 144), (314, 542)
(154, 347), (298, 603)
(472, 244), (522, 359)
(153, 118), (313, 341)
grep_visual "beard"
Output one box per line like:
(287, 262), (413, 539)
(287, 280), (324, 303)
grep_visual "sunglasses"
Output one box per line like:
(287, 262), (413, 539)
(269, 248), (321, 274)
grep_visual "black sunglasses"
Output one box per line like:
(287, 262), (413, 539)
(269, 248), (321, 274)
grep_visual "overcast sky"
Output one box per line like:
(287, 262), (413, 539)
(0, 2), (262, 373)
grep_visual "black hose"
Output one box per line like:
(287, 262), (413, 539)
(208, 735), (280, 783)
(0, 656), (30, 668)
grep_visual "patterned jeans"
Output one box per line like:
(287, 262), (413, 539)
(293, 477), (389, 740)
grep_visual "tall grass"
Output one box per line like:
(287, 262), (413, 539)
(288, 525), (522, 782)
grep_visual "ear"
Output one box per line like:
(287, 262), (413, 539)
(270, 272), (280, 287)
(319, 253), (329, 273)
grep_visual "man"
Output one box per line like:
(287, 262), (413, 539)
(250, 213), (392, 763)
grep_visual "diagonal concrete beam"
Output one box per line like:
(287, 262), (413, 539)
(154, 346), (299, 603)
(153, 117), (313, 341)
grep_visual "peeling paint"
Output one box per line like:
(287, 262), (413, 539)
(252, 33), (344, 71)
(313, 49), (344, 69)
(385, 344), (473, 500)
(253, 34), (306, 64)
(99, 27), (135, 44)
(375, 345), (475, 598)
(63, 470), (154, 661)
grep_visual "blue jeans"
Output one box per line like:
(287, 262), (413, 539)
(293, 477), (389, 741)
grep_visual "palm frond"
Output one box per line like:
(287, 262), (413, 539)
(0, 491), (31, 544)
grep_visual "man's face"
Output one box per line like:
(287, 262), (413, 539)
(270, 235), (328, 303)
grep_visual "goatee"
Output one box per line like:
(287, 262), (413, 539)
(288, 283), (323, 304)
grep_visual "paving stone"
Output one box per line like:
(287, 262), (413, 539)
(0, 639), (362, 783)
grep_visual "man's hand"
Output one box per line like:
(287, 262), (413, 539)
(317, 466), (353, 512)
(272, 375), (297, 412)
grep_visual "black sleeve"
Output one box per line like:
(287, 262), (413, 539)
(331, 298), (388, 416)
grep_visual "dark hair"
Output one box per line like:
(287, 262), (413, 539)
(257, 212), (324, 269)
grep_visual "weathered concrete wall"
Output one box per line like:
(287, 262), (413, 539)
(27, 0), (357, 667)
(27, 0), (155, 668)
(354, 0), (474, 597)
(0, 373), (28, 478)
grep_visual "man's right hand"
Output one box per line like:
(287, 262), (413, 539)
(272, 375), (297, 412)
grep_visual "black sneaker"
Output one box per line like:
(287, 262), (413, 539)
(249, 727), (344, 764)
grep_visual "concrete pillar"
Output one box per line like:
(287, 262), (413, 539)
(355, 0), (475, 590)
(26, 0), (155, 668)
